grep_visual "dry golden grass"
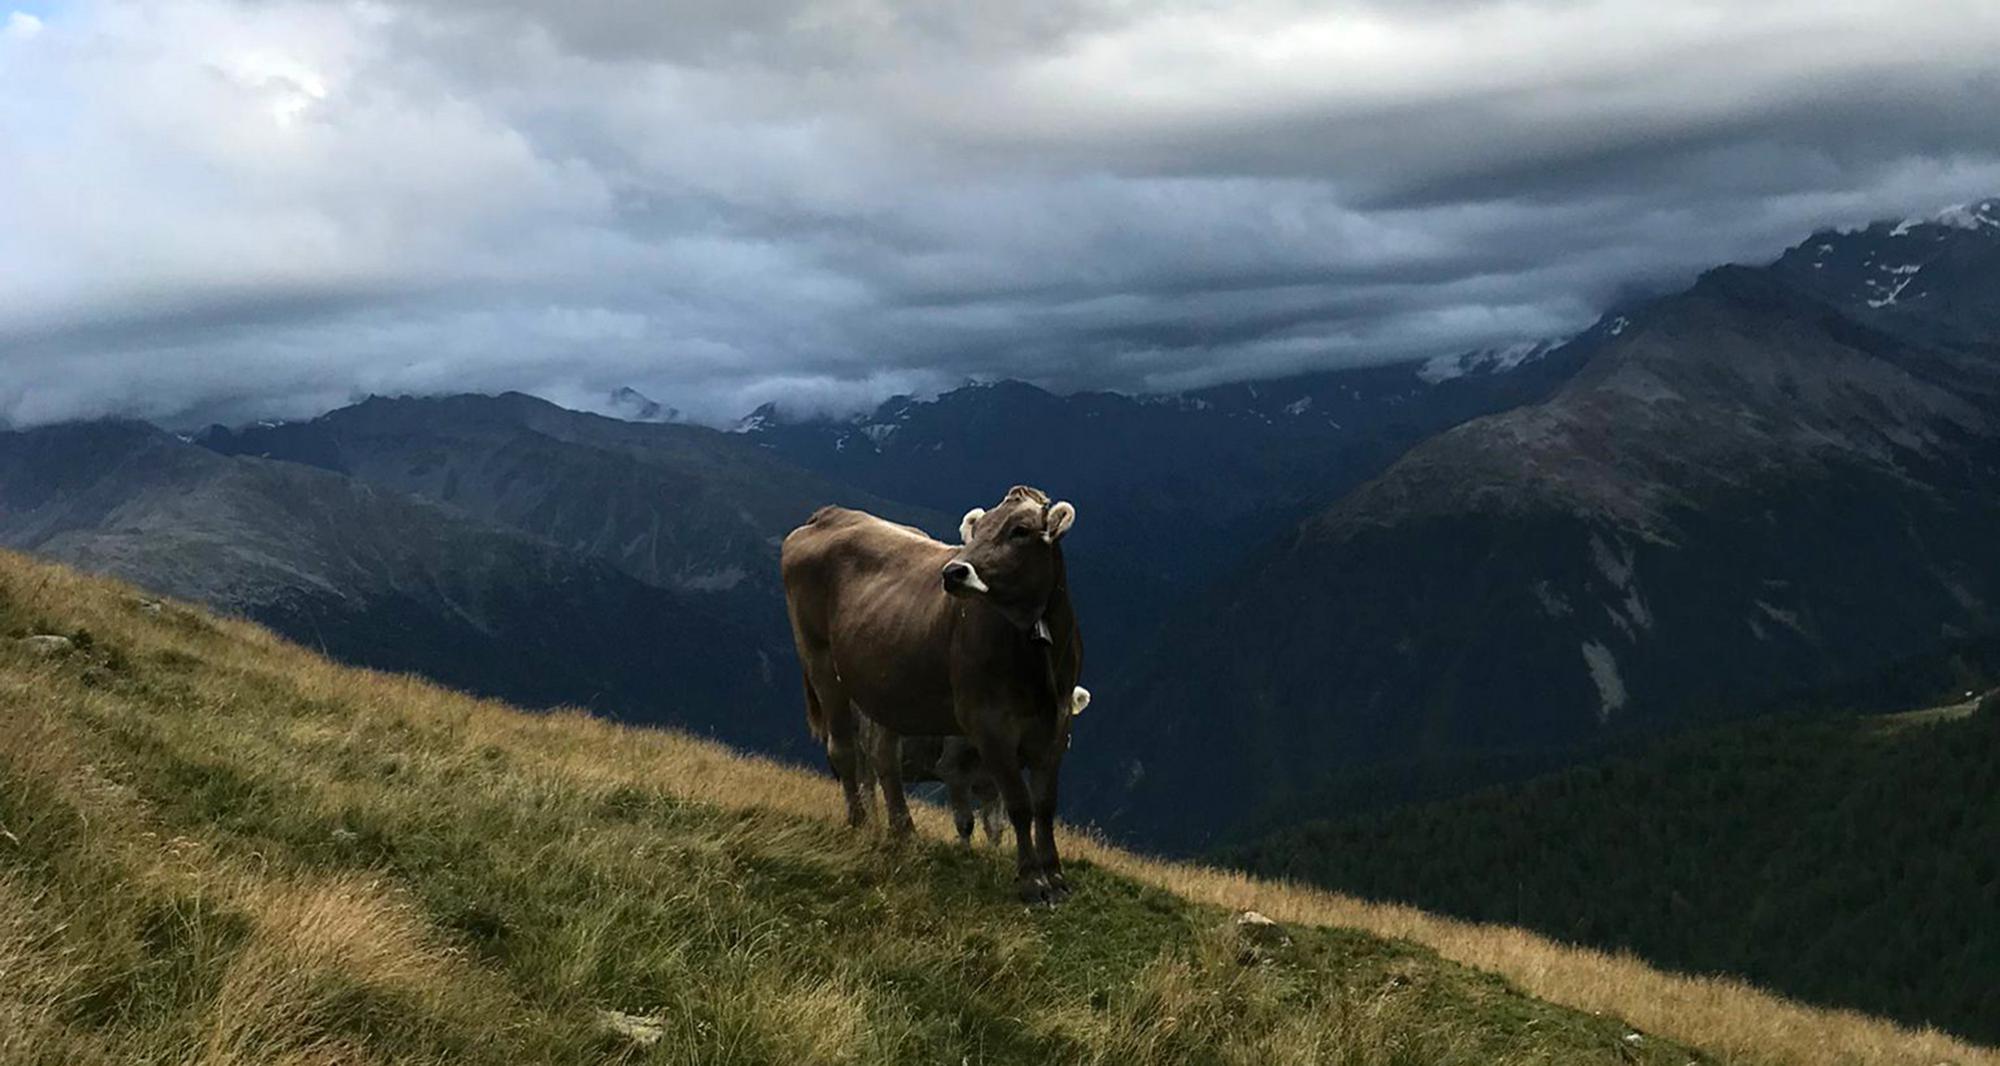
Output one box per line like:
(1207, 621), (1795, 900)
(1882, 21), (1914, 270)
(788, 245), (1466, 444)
(1, 548), (1993, 1065)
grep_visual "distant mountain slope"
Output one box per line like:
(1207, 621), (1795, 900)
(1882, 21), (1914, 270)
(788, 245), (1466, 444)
(744, 355), (1581, 578)
(200, 391), (941, 610)
(743, 354), (1582, 672)
(1086, 213), (2000, 850)
(1226, 693), (2000, 1044)
(5, 549), (1985, 1066)
(0, 421), (798, 751)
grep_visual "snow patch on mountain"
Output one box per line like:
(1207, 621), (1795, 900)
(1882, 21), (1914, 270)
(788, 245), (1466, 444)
(1418, 339), (1562, 384)
(1580, 640), (1628, 723)
(1934, 200), (2000, 232)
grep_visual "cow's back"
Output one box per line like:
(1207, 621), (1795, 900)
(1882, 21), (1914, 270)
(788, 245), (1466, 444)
(781, 507), (960, 734)
(782, 508), (942, 623)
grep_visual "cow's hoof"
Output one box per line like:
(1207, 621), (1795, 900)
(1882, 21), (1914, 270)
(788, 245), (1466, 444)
(1017, 876), (1064, 906)
(1044, 872), (1071, 902)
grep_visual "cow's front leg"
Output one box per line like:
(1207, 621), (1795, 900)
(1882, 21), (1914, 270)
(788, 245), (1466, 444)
(976, 729), (1052, 903)
(865, 718), (916, 837)
(1027, 763), (1067, 901)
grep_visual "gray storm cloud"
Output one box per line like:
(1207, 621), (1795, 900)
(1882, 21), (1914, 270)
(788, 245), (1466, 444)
(3, 0), (2000, 427)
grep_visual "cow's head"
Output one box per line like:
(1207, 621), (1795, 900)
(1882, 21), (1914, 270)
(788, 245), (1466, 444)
(942, 485), (1075, 638)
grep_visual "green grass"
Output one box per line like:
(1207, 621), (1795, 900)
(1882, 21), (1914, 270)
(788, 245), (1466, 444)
(0, 551), (1986, 1065)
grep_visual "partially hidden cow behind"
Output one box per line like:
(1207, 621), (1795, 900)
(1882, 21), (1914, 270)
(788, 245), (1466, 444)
(781, 486), (1083, 903)
(855, 723), (1006, 845)
(856, 685), (1091, 847)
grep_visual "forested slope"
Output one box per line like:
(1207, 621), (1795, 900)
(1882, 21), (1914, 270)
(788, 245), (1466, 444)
(1229, 694), (2000, 1042)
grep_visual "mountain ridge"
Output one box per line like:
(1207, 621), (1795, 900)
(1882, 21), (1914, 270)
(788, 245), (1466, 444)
(0, 419), (800, 751)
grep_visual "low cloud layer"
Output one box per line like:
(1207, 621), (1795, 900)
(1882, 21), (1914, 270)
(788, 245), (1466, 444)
(4, 0), (2000, 427)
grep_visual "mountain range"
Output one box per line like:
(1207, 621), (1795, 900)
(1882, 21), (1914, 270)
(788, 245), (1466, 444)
(5, 199), (1999, 865)
(1086, 199), (2000, 847)
(738, 353), (1583, 674)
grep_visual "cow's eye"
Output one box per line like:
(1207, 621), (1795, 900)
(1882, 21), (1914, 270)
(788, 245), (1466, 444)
(1009, 525), (1035, 540)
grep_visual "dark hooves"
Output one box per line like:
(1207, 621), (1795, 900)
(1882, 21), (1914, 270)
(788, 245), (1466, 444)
(1017, 875), (1071, 906)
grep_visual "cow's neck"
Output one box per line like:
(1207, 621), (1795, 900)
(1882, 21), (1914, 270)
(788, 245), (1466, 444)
(1033, 548), (1078, 715)
(1038, 548), (1073, 644)
(1012, 546), (1069, 644)
(954, 551), (1070, 643)
(1044, 549), (1078, 673)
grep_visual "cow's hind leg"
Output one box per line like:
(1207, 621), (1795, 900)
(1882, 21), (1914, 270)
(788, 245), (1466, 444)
(936, 740), (980, 844)
(979, 798), (1006, 846)
(865, 717), (916, 837)
(945, 778), (977, 843)
(805, 658), (870, 827)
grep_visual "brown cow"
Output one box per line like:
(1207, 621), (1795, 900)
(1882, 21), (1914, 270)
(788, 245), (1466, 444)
(780, 486), (1084, 903)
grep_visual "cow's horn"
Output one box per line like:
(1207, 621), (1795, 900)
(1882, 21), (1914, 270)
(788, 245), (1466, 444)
(1046, 501), (1076, 540)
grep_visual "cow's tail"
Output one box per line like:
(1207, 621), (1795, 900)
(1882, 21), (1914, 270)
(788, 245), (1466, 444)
(801, 667), (829, 743)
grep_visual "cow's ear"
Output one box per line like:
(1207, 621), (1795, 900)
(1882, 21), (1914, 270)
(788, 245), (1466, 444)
(959, 507), (986, 543)
(1046, 501), (1076, 541)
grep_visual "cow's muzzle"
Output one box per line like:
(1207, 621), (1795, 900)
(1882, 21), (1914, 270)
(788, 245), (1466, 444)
(942, 560), (989, 595)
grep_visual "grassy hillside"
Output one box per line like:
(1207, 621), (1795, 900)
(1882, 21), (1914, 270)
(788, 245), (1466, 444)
(1, 551), (1991, 1065)
(1227, 697), (2000, 1043)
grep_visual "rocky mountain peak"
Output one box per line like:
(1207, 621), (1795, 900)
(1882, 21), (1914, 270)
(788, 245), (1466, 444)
(1767, 196), (2000, 327)
(607, 386), (680, 423)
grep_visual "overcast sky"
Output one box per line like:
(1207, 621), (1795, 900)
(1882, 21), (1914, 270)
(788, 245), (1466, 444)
(4, 0), (2000, 427)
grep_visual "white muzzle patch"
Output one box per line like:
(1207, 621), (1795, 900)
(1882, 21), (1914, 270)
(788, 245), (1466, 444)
(956, 563), (990, 593)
